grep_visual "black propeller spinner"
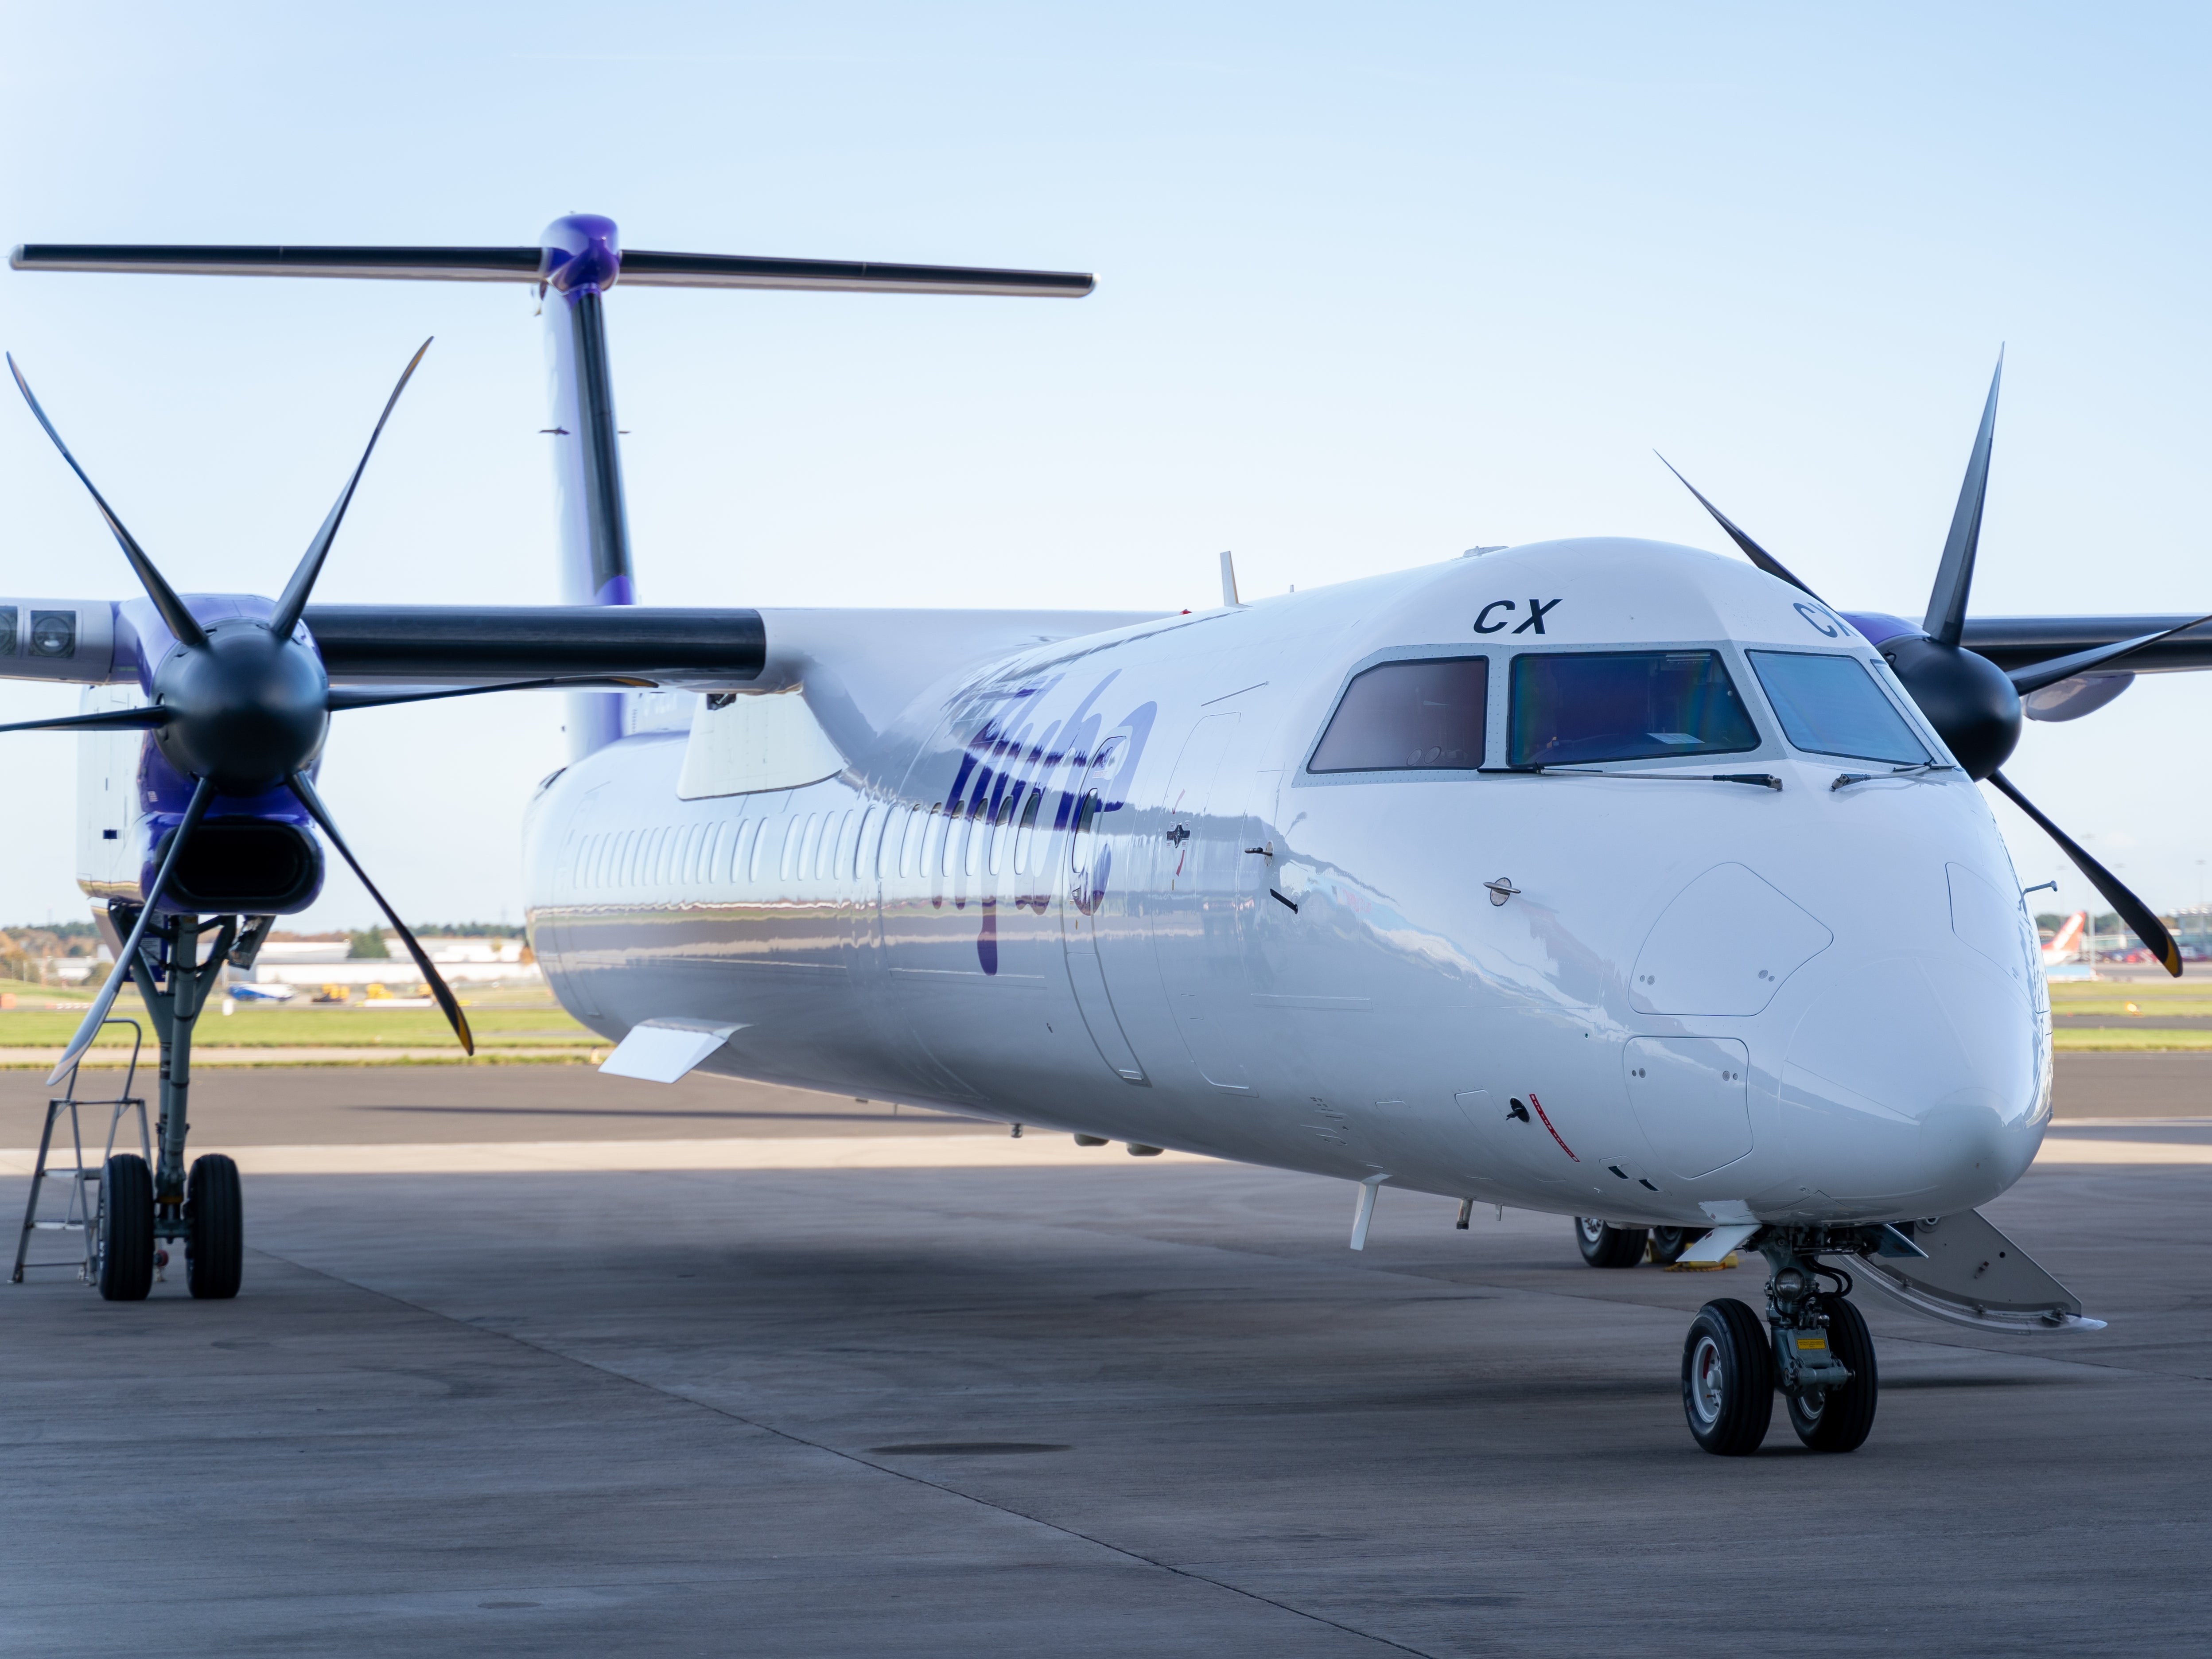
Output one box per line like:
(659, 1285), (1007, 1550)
(1663, 354), (2200, 977)
(148, 615), (331, 791)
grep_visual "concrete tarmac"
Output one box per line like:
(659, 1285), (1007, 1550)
(1, 1057), (2208, 1657)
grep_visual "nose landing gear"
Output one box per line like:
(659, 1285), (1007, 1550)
(1681, 1298), (1773, 1454)
(1779, 1280), (1878, 1452)
(1679, 1229), (1880, 1455)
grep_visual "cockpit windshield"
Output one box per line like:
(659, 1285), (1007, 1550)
(1747, 650), (1931, 765)
(1508, 650), (1759, 767)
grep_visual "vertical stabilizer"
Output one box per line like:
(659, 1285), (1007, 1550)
(540, 214), (637, 759)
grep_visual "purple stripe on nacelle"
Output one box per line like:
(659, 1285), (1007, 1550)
(137, 758), (315, 826)
(1840, 611), (1918, 647)
(539, 214), (622, 294)
(113, 592), (310, 690)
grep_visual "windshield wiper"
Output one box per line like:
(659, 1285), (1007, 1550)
(1830, 761), (1959, 791)
(1495, 765), (1782, 791)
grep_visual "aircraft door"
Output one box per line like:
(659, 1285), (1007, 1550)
(1151, 714), (1254, 1090)
(1061, 735), (1147, 1084)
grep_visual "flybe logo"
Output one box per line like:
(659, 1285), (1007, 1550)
(1474, 598), (1562, 635)
(942, 670), (1159, 843)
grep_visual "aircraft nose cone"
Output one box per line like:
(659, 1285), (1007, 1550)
(1779, 942), (2048, 1218)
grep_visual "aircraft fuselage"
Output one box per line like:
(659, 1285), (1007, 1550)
(524, 538), (2052, 1230)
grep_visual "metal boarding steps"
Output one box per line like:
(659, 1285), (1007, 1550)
(10, 1021), (148, 1285)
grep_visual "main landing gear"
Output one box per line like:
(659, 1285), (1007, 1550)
(90, 909), (258, 1303)
(1575, 1216), (1647, 1267)
(1680, 1228), (1878, 1456)
(1574, 1217), (1710, 1268)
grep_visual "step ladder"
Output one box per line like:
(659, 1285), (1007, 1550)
(11, 1020), (148, 1285)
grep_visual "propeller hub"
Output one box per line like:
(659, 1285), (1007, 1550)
(1880, 634), (2021, 781)
(151, 621), (329, 791)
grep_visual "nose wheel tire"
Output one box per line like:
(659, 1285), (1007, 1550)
(185, 1153), (243, 1301)
(1576, 1216), (1648, 1268)
(1785, 1294), (1878, 1453)
(1682, 1298), (1774, 1455)
(95, 1153), (155, 1302)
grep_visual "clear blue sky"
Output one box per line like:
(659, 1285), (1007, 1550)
(0, 3), (2206, 928)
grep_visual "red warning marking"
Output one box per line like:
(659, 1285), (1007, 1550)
(1527, 1093), (1578, 1162)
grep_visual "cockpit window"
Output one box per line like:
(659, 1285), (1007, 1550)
(1748, 650), (1931, 765)
(1309, 657), (1487, 772)
(1508, 650), (1758, 767)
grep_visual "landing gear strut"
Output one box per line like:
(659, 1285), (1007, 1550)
(1679, 1227), (1880, 1456)
(94, 906), (256, 1303)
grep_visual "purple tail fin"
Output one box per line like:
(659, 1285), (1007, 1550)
(539, 214), (636, 759)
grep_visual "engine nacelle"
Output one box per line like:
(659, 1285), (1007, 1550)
(0, 597), (118, 682)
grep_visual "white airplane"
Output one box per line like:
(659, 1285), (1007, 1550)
(7, 217), (2211, 1457)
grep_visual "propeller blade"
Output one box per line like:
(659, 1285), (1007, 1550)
(6, 355), (208, 649)
(2007, 609), (2212, 697)
(1654, 454), (1826, 601)
(47, 775), (216, 1085)
(0, 706), (170, 735)
(1988, 769), (2180, 977)
(285, 770), (474, 1054)
(325, 674), (653, 712)
(268, 339), (432, 640)
(1923, 352), (2004, 648)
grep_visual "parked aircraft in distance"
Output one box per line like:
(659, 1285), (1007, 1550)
(2041, 910), (2089, 968)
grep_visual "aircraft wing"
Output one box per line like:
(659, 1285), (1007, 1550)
(299, 604), (765, 686)
(1959, 615), (2212, 674)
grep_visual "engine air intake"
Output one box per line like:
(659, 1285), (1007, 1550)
(159, 820), (323, 914)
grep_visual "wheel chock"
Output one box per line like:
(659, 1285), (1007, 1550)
(1666, 1253), (1740, 1273)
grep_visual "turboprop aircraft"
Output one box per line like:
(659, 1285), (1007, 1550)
(8, 216), (2212, 1456)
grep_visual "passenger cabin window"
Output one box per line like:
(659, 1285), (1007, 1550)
(1013, 787), (1044, 873)
(928, 807), (951, 879)
(897, 806), (923, 878)
(1309, 658), (1488, 773)
(1748, 651), (1931, 766)
(1508, 650), (1758, 767)
(858, 806), (883, 880)
(778, 816), (802, 884)
(832, 810), (858, 880)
